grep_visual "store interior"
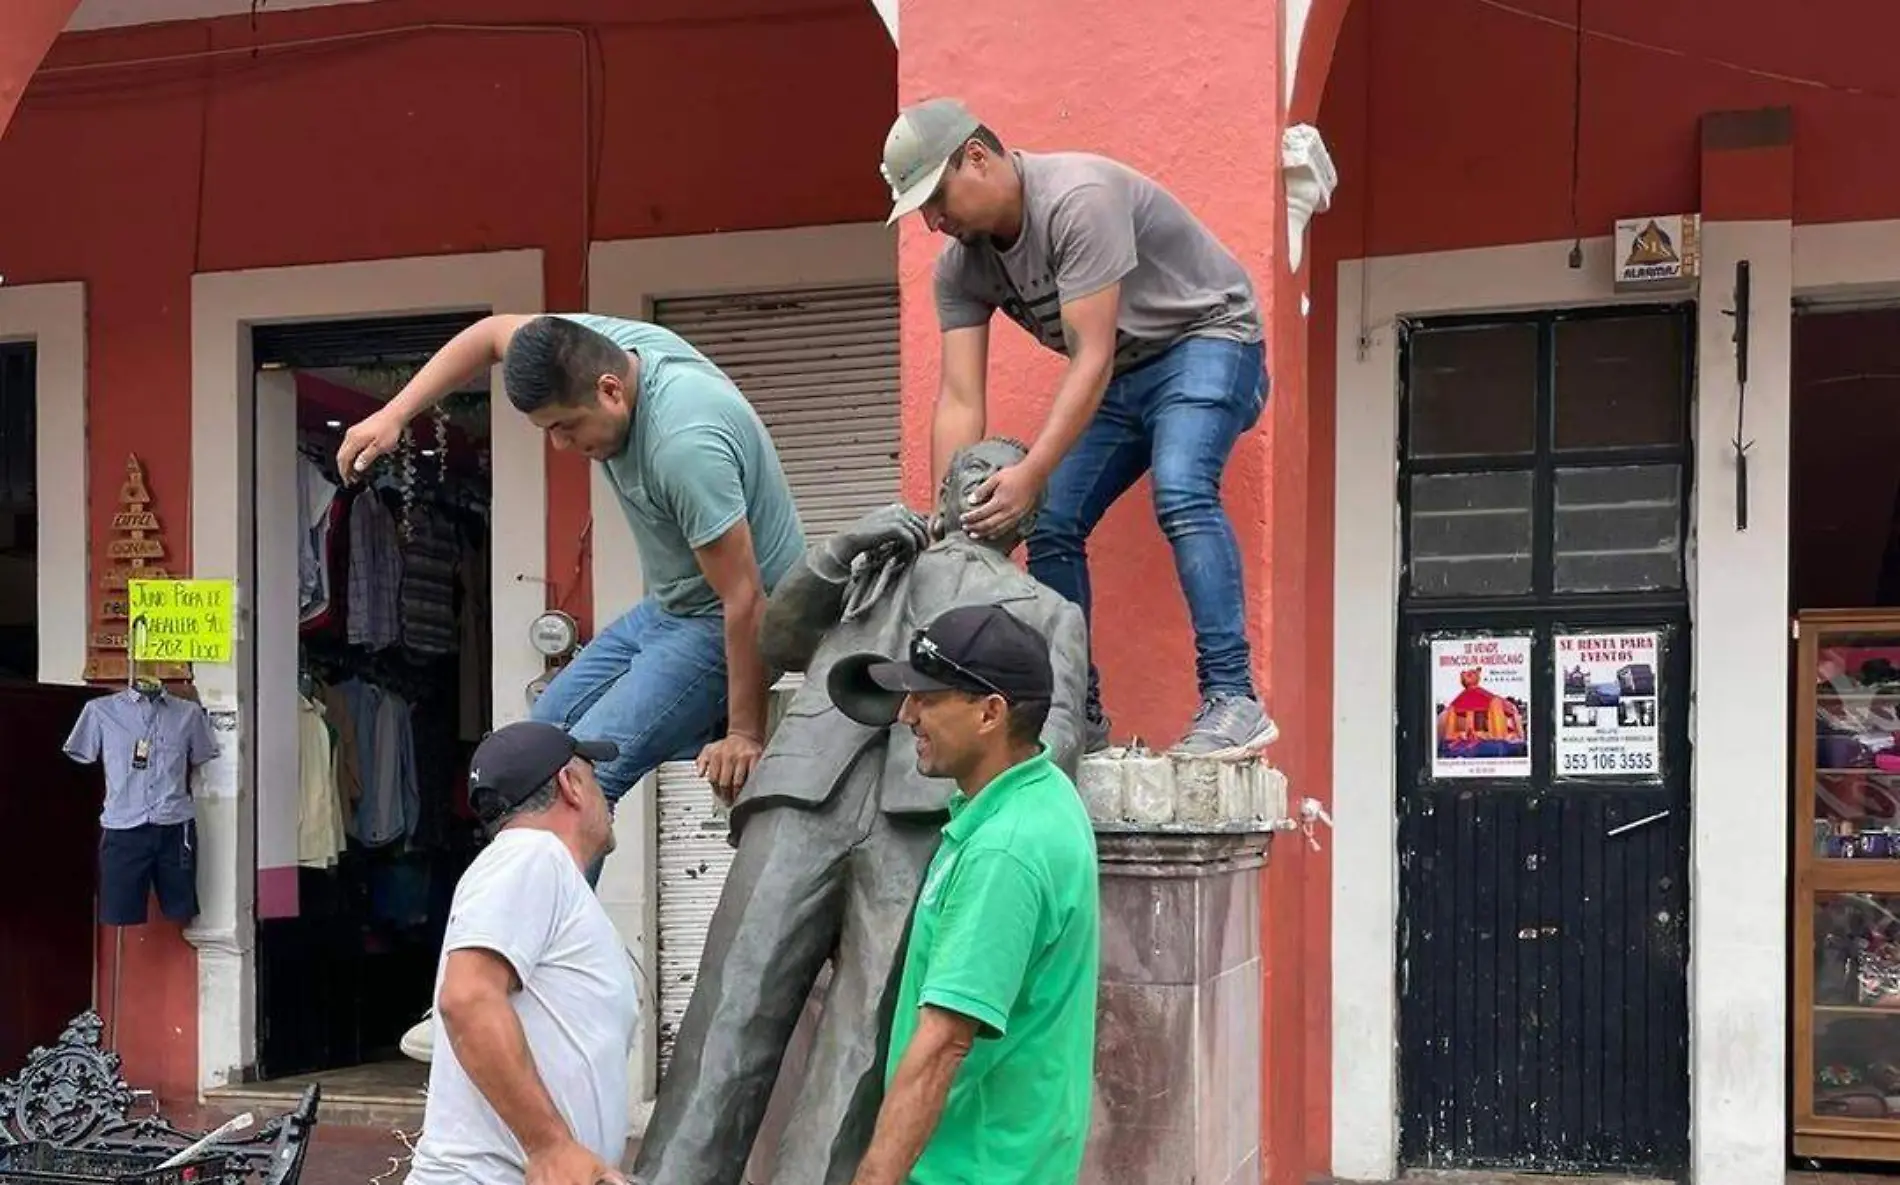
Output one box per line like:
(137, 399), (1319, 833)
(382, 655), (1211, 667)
(247, 318), (493, 1098)
(1790, 304), (1900, 1166)
(0, 342), (35, 683)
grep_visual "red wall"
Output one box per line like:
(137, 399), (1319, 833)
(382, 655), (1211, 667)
(895, 3), (1280, 749)
(1314, 0), (1900, 267)
(1, 0), (892, 1101)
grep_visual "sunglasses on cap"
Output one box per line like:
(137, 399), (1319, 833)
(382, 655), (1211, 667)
(911, 630), (1007, 698)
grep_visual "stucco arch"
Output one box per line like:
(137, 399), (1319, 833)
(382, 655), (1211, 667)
(1288, 0), (1353, 123)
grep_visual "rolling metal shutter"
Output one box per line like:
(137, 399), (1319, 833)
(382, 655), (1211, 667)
(654, 284), (900, 537)
(653, 761), (735, 1074)
(651, 688), (800, 1072)
(650, 284), (897, 1074)
(251, 312), (484, 368)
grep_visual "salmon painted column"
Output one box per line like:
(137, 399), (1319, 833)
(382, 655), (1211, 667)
(896, 1), (1315, 1181)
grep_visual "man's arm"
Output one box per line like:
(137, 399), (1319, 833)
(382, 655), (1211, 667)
(436, 949), (572, 1154)
(694, 519), (772, 791)
(962, 182), (1134, 538)
(854, 847), (1044, 1182)
(849, 1007), (979, 1185)
(336, 313), (537, 481)
(435, 848), (622, 1185)
(1025, 286), (1119, 482)
(437, 950), (624, 1185)
(647, 416), (775, 797)
(930, 248), (997, 495)
(931, 325), (991, 492)
(960, 287), (1119, 539)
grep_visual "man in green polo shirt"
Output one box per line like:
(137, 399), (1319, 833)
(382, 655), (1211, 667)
(845, 604), (1099, 1185)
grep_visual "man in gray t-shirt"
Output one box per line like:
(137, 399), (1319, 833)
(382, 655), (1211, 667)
(881, 97), (1276, 757)
(407, 722), (637, 1185)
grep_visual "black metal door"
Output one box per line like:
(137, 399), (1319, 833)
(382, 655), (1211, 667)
(1395, 307), (1694, 1175)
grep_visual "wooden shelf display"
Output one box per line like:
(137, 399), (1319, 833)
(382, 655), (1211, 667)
(82, 454), (190, 683)
(1795, 609), (1900, 1159)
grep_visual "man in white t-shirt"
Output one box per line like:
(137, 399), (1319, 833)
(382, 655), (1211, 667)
(406, 722), (639, 1185)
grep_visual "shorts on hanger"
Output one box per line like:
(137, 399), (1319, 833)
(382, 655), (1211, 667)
(99, 819), (198, 926)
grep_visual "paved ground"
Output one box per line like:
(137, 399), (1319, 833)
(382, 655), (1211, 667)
(157, 1102), (1900, 1185)
(1314, 1172), (1900, 1185)
(286, 1153), (1891, 1184)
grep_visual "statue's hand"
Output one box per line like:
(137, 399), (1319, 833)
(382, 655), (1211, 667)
(824, 503), (931, 569)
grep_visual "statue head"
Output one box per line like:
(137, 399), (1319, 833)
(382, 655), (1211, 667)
(939, 436), (1041, 552)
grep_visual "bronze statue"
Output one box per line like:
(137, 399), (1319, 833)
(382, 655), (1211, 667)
(630, 438), (1089, 1185)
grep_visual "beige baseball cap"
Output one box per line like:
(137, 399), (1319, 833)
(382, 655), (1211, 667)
(880, 98), (981, 225)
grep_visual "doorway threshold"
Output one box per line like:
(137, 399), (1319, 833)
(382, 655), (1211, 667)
(206, 1059), (426, 1128)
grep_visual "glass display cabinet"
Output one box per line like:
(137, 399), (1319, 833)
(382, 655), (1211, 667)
(1795, 609), (1900, 1161)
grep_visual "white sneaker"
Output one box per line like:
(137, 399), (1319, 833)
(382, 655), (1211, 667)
(401, 1011), (434, 1063)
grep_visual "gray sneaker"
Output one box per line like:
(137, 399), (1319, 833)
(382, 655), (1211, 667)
(1172, 694), (1279, 757)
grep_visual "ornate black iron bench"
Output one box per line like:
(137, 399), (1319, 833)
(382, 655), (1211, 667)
(0, 1013), (320, 1185)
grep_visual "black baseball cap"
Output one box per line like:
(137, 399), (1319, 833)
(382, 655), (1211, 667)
(828, 604), (1053, 727)
(467, 721), (617, 825)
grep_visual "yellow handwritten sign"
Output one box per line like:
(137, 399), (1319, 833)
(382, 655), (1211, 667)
(127, 579), (235, 664)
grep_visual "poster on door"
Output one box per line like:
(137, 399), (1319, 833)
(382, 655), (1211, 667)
(1554, 631), (1661, 779)
(1429, 634), (1532, 779)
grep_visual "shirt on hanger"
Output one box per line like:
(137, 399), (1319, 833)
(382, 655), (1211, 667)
(340, 679), (420, 848)
(297, 693), (346, 868)
(297, 457), (339, 623)
(348, 489), (403, 649)
(63, 690), (219, 830)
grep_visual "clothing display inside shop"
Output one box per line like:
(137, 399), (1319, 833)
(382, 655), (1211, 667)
(60, 679), (216, 927)
(255, 362), (494, 1081)
(1788, 310), (1900, 1162)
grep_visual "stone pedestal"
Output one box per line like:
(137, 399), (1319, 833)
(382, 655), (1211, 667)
(1077, 751), (1287, 1185)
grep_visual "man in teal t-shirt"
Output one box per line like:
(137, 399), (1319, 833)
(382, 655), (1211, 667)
(847, 604), (1100, 1185)
(336, 311), (804, 822)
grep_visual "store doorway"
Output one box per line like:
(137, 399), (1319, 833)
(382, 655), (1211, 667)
(0, 341), (93, 1079)
(246, 314), (493, 1096)
(1792, 305), (1900, 613)
(1788, 303), (1900, 1161)
(0, 342), (36, 681)
(1393, 306), (1694, 1174)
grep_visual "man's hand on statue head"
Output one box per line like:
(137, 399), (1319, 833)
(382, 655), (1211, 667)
(961, 462), (1045, 541)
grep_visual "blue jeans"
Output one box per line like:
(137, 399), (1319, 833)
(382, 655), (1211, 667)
(530, 597), (727, 882)
(1028, 336), (1267, 707)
